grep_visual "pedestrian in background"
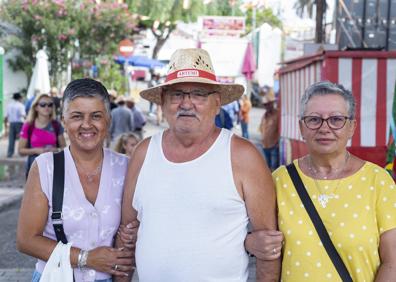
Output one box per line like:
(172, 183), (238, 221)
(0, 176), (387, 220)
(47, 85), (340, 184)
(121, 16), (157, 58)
(126, 98), (146, 139)
(108, 89), (118, 111)
(18, 93), (66, 178)
(215, 107), (233, 129)
(17, 78), (134, 282)
(109, 96), (134, 143)
(50, 86), (62, 120)
(5, 92), (26, 158)
(25, 89), (40, 115)
(246, 81), (396, 281)
(117, 48), (279, 281)
(222, 99), (240, 125)
(114, 132), (141, 158)
(240, 94), (252, 139)
(259, 88), (279, 171)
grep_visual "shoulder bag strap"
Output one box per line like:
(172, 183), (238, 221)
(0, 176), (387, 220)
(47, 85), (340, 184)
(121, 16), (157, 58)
(51, 151), (68, 244)
(27, 123), (34, 148)
(286, 163), (353, 282)
(51, 120), (60, 148)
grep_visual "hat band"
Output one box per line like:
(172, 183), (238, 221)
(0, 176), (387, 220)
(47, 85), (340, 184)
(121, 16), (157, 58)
(165, 69), (216, 83)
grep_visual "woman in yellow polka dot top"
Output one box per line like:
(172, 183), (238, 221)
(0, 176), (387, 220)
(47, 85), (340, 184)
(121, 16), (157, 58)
(245, 81), (396, 281)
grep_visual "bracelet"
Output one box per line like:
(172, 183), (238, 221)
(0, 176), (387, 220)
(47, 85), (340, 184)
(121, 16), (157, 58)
(77, 249), (89, 269)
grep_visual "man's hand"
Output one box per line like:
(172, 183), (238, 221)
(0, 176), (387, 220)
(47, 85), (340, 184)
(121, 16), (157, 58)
(246, 230), (283, 260)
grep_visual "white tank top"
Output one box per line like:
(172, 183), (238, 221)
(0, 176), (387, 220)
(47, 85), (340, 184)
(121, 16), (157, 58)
(133, 129), (249, 282)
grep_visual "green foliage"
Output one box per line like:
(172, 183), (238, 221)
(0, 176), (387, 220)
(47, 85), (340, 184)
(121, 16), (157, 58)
(0, 0), (137, 85)
(204, 0), (243, 16)
(125, 0), (205, 58)
(97, 58), (127, 95)
(245, 7), (282, 33)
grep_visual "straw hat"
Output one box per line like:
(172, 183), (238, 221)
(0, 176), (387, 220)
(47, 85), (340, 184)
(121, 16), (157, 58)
(140, 48), (244, 105)
(262, 88), (276, 104)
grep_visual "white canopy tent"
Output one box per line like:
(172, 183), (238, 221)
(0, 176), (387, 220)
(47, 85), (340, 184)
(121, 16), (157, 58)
(27, 49), (50, 99)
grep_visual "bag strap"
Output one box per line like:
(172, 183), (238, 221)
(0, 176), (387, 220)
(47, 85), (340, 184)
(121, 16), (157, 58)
(27, 122), (34, 148)
(286, 163), (353, 282)
(51, 151), (68, 244)
(51, 120), (60, 148)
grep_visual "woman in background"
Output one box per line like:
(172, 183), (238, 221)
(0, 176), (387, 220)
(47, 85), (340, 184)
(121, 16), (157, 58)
(18, 93), (66, 177)
(113, 132), (140, 158)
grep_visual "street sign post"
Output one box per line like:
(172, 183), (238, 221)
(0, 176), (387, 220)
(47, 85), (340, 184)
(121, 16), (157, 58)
(118, 39), (134, 57)
(118, 39), (134, 96)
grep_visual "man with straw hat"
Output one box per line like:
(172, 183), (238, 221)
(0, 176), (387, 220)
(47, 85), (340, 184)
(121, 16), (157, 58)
(117, 48), (279, 281)
(259, 88), (280, 171)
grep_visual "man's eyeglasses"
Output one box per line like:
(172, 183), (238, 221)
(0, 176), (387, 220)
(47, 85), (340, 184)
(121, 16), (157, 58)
(301, 115), (351, 130)
(165, 89), (217, 104)
(38, 102), (54, 108)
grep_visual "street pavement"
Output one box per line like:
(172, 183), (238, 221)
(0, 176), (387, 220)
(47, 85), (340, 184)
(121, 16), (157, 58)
(0, 97), (265, 281)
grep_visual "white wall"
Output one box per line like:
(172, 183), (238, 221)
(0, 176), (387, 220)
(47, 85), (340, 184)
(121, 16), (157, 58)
(3, 49), (28, 105)
(201, 38), (248, 77)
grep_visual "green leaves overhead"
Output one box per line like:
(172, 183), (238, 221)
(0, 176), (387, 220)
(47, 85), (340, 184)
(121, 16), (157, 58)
(0, 0), (137, 84)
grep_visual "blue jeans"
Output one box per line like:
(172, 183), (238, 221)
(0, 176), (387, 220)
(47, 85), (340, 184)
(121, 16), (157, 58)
(262, 143), (279, 171)
(241, 121), (249, 139)
(7, 122), (23, 157)
(32, 270), (112, 282)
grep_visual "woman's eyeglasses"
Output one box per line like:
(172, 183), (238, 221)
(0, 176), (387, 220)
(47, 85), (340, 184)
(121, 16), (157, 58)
(301, 115), (351, 130)
(165, 89), (217, 104)
(38, 102), (54, 108)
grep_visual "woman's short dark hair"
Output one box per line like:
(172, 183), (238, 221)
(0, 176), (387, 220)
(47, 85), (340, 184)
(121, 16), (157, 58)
(62, 78), (110, 117)
(300, 81), (356, 119)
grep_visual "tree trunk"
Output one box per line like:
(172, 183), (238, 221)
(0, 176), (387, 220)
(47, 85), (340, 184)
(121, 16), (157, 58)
(315, 0), (324, 43)
(151, 26), (175, 59)
(152, 38), (167, 59)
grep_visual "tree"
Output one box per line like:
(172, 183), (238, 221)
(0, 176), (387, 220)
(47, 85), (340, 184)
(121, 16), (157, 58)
(244, 6), (282, 33)
(0, 0), (137, 86)
(293, 0), (327, 43)
(127, 0), (281, 59)
(126, 0), (205, 59)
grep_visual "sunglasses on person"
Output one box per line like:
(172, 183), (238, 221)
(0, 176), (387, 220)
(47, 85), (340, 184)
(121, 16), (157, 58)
(38, 102), (54, 108)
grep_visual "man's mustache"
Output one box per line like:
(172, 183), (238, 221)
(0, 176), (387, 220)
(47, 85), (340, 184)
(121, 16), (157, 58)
(176, 110), (197, 118)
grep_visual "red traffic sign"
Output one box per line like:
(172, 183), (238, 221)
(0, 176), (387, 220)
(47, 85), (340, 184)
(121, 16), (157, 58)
(118, 39), (134, 57)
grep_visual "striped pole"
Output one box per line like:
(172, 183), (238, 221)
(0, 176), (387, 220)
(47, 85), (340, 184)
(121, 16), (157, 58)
(0, 47), (4, 134)
(386, 82), (396, 178)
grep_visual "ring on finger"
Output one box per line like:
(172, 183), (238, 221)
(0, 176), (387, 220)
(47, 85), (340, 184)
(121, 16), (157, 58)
(114, 264), (119, 271)
(272, 248), (277, 254)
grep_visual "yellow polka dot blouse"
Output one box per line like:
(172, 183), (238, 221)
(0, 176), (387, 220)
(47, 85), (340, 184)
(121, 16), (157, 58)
(274, 160), (396, 281)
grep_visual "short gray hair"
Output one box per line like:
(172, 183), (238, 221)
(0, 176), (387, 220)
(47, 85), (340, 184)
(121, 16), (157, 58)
(62, 78), (111, 117)
(300, 81), (356, 119)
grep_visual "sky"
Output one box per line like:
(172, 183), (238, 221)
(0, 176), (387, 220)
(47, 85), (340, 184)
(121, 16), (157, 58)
(243, 0), (336, 23)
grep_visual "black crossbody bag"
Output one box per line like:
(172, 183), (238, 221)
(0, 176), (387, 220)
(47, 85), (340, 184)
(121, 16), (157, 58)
(286, 163), (353, 282)
(51, 151), (68, 243)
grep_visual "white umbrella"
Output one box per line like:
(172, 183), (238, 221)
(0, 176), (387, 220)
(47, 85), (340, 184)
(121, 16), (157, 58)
(27, 49), (50, 99)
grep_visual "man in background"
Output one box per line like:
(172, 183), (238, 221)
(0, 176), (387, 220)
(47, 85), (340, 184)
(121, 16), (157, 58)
(5, 92), (26, 158)
(259, 89), (279, 171)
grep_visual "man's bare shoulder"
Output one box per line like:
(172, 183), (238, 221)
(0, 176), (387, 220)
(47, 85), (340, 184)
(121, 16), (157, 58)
(129, 137), (151, 168)
(231, 134), (261, 155)
(231, 135), (265, 168)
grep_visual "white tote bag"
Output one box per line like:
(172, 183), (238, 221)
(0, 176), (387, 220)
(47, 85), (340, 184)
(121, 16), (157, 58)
(40, 242), (73, 282)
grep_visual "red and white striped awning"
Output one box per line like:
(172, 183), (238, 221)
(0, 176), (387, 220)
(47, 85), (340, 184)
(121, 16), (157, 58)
(279, 51), (396, 148)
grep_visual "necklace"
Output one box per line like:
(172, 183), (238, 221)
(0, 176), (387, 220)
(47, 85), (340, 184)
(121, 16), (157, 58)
(76, 161), (103, 183)
(308, 152), (350, 208)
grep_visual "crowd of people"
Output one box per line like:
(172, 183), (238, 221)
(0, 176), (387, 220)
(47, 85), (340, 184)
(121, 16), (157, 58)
(4, 47), (394, 282)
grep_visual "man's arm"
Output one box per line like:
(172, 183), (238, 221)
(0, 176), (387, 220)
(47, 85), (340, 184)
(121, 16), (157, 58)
(114, 138), (150, 282)
(231, 136), (280, 282)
